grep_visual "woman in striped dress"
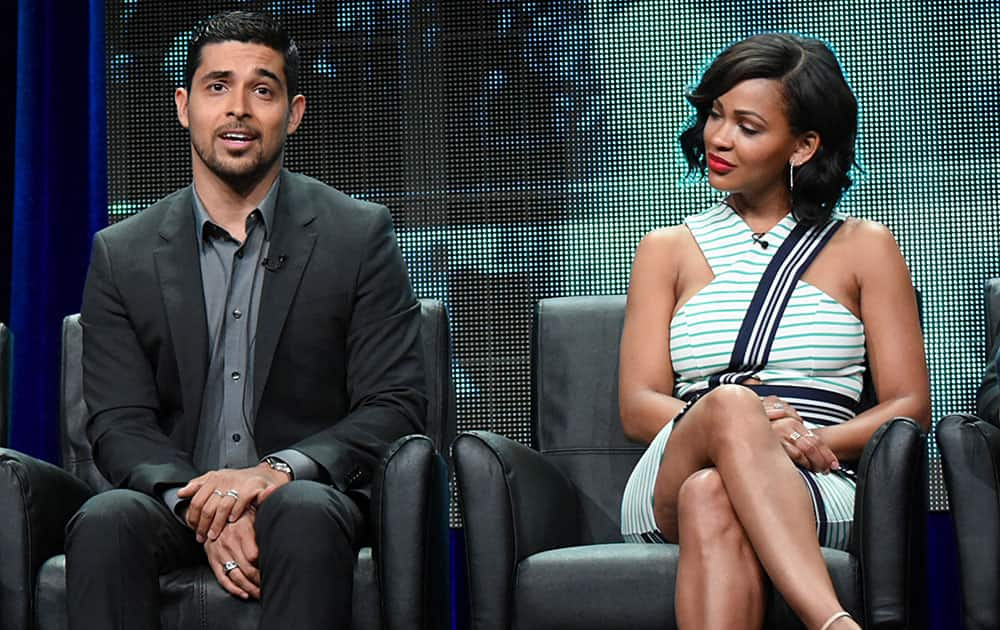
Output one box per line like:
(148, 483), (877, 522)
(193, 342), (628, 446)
(618, 34), (929, 630)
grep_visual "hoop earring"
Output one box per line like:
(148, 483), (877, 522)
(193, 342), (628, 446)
(789, 161), (796, 191)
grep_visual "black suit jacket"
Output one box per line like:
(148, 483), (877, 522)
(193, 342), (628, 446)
(81, 169), (427, 503)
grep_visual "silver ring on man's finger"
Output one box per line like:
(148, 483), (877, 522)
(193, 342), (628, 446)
(212, 489), (225, 497)
(789, 431), (802, 441)
(224, 489), (240, 500)
(223, 560), (239, 576)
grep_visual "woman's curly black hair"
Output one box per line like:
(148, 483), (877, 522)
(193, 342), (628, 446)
(679, 33), (858, 225)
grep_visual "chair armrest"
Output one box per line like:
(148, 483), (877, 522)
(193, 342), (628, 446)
(453, 430), (582, 630)
(936, 413), (1000, 630)
(0, 449), (93, 630)
(852, 418), (926, 630)
(371, 434), (449, 630)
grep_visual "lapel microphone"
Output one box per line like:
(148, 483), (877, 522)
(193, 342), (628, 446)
(261, 255), (287, 271)
(751, 233), (769, 249)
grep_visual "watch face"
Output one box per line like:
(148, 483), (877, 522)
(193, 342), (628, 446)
(267, 458), (292, 476)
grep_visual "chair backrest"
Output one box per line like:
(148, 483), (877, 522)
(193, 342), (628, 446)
(60, 299), (454, 492)
(0, 322), (10, 447)
(533, 296), (642, 544)
(986, 278), (1000, 360)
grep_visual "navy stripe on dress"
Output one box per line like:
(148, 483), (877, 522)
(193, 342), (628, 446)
(799, 470), (829, 543)
(745, 225), (836, 368)
(724, 220), (844, 380)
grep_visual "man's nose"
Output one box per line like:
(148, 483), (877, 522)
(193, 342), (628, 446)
(227, 89), (251, 118)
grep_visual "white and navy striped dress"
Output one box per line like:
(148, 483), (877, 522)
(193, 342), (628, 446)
(620, 203), (865, 550)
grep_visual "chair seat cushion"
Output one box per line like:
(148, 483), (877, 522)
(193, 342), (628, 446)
(512, 543), (860, 630)
(36, 548), (380, 630)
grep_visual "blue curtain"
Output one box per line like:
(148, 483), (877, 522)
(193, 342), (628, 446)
(9, 0), (106, 460)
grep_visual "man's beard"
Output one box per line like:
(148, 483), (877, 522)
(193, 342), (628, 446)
(191, 134), (284, 194)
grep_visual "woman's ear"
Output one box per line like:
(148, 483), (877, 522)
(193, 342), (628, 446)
(791, 131), (821, 167)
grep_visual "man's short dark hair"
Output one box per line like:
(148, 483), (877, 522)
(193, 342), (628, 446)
(185, 10), (300, 101)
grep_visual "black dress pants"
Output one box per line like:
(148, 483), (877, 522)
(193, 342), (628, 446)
(65, 481), (365, 630)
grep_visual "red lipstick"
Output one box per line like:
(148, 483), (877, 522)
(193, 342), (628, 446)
(707, 153), (735, 174)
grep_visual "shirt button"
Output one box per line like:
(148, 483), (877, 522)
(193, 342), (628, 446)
(232, 433), (241, 443)
(236, 250), (244, 259)
(231, 371), (241, 381)
(232, 309), (243, 319)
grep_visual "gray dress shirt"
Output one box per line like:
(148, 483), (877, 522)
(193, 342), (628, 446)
(163, 179), (318, 517)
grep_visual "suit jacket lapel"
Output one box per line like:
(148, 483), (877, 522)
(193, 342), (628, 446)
(254, 170), (318, 411)
(153, 187), (209, 447)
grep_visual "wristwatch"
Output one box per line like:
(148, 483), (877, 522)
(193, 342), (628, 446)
(262, 456), (294, 480)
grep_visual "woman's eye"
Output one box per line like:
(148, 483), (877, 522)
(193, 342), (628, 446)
(740, 125), (760, 136)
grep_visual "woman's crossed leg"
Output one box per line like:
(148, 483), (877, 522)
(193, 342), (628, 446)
(653, 385), (860, 630)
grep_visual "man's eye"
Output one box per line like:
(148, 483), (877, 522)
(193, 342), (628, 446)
(208, 83), (226, 92)
(255, 86), (272, 96)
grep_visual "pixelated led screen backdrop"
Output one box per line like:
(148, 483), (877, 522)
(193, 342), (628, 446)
(106, 0), (1000, 513)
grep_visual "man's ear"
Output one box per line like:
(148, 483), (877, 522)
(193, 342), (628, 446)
(175, 87), (190, 129)
(791, 130), (820, 167)
(286, 94), (306, 135)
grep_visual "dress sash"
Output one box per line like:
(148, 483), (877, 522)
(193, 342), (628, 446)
(709, 218), (844, 387)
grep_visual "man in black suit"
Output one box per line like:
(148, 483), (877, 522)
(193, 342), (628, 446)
(65, 11), (426, 629)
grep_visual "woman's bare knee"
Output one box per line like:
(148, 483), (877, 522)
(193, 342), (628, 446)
(677, 469), (763, 584)
(693, 385), (771, 455)
(677, 469), (740, 542)
(699, 385), (764, 424)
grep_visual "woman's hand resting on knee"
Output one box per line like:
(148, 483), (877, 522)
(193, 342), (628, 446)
(760, 395), (840, 474)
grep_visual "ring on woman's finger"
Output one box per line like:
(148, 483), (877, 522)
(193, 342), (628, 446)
(805, 430), (816, 438)
(223, 560), (239, 576)
(224, 489), (240, 500)
(212, 489), (225, 497)
(789, 431), (802, 441)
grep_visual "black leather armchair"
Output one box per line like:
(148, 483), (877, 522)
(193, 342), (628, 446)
(0, 299), (452, 630)
(455, 295), (926, 630)
(937, 278), (1000, 630)
(0, 322), (9, 447)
